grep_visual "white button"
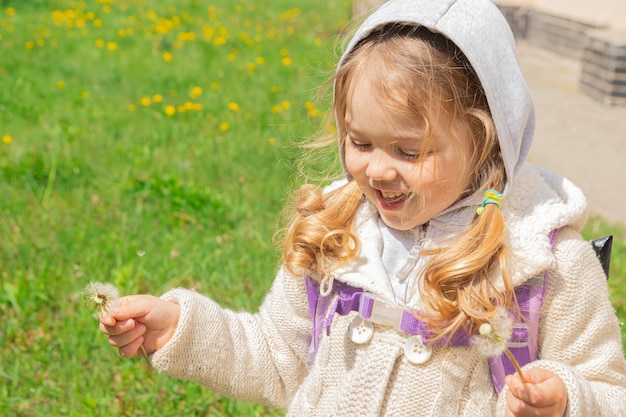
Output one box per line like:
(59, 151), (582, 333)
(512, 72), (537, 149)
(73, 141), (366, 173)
(348, 316), (374, 344)
(404, 335), (432, 364)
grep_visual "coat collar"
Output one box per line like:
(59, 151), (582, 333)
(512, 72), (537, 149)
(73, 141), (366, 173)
(331, 163), (588, 300)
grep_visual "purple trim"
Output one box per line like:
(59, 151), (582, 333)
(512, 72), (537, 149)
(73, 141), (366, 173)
(305, 229), (558, 388)
(489, 229), (558, 393)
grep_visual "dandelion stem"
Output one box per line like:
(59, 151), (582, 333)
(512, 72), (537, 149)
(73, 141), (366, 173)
(503, 348), (526, 383)
(139, 345), (152, 372)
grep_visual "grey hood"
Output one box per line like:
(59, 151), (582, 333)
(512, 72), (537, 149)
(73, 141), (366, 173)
(338, 0), (535, 191)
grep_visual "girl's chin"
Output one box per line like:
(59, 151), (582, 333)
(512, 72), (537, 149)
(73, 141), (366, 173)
(378, 214), (419, 231)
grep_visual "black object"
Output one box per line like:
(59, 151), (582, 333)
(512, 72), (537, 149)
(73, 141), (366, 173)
(591, 236), (613, 279)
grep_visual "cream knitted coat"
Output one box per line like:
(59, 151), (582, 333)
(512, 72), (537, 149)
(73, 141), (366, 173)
(151, 164), (626, 416)
(151, 0), (626, 415)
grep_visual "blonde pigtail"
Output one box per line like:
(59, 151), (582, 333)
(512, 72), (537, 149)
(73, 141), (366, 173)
(418, 187), (514, 344)
(281, 181), (363, 281)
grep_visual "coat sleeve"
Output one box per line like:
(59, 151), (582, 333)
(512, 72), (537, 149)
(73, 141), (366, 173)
(150, 267), (312, 408)
(498, 227), (626, 416)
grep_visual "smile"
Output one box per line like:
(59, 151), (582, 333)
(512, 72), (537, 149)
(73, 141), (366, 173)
(376, 190), (408, 210)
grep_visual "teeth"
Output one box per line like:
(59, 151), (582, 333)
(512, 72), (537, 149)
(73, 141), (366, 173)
(382, 192), (404, 199)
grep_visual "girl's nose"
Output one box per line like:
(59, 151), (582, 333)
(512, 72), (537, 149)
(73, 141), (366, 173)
(365, 149), (397, 181)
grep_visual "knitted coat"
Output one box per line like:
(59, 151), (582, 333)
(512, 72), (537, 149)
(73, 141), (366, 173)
(151, 0), (626, 415)
(151, 163), (626, 416)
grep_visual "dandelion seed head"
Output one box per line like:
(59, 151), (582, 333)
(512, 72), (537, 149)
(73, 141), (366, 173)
(83, 282), (120, 316)
(479, 322), (492, 336)
(472, 307), (514, 357)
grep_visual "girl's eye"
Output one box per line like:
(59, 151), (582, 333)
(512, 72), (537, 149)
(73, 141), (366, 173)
(349, 136), (371, 151)
(398, 149), (420, 161)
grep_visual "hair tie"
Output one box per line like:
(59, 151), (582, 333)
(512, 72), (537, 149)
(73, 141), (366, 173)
(477, 189), (503, 215)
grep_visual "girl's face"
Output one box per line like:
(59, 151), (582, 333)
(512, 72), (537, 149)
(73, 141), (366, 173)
(344, 79), (474, 231)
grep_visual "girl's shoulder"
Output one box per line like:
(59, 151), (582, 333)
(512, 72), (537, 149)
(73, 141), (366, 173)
(501, 163), (589, 287)
(505, 163), (588, 233)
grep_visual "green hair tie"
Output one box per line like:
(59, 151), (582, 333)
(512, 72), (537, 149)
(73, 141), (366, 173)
(477, 189), (503, 216)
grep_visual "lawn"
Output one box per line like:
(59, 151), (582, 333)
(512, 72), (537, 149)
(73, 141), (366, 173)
(0, 0), (351, 415)
(0, 0), (624, 416)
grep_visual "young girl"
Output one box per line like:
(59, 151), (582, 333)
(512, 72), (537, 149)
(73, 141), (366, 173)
(100, 0), (626, 415)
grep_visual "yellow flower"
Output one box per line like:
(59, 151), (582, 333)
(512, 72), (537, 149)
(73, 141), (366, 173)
(140, 97), (151, 106)
(57, 81), (65, 89)
(95, 39), (104, 48)
(163, 52), (173, 62)
(6, 7), (16, 16)
(2, 135), (12, 144)
(282, 57), (292, 67)
(227, 102), (239, 112)
(281, 101), (290, 110)
(164, 105), (176, 116)
(190, 86), (203, 98)
(219, 122), (230, 132)
(256, 56), (265, 65)
(152, 94), (163, 103)
(80, 91), (90, 99)
(211, 82), (219, 90)
(128, 104), (137, 112)
(268, 137), (276, 145)
(271, 105), (282, 113)
(308, 108), (319, 117)
(106, 42), (118, 51)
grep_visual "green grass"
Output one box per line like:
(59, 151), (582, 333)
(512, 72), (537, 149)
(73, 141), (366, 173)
(0, 0), (350, 415)
(0, 1), (624, 416)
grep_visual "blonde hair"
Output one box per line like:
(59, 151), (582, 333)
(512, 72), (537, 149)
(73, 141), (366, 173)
(281, 24), (513, 342)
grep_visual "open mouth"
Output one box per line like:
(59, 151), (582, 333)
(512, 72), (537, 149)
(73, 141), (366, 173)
(376, 190), (409, 210)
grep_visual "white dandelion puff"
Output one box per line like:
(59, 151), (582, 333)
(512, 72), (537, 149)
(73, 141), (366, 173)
(83, 282), (120, 317)
(473, 307), (526, 382)
(82, 281), (151, 371)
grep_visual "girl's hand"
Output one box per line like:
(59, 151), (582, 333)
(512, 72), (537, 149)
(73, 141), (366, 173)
(99, 295), (180, 358)
(504, 368), (568, 417)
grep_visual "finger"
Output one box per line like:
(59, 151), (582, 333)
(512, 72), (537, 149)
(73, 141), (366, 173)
(100, 318), (136, 336)
(108, 295), (153, 320)
(522, 367), (552, 384)
(507, 370), (568, 416)
(511, 369), (562, 408)
(119, 335), (145, 358)
(99, 312), (117, 327)
(108, 323), (146, 349)
(506, 391), (529, 416)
